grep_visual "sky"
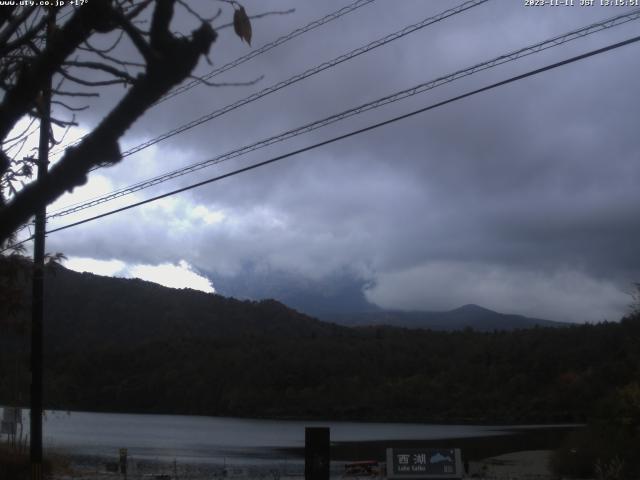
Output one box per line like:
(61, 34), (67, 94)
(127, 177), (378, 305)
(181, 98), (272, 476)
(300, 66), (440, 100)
(11, 0), (640, 323)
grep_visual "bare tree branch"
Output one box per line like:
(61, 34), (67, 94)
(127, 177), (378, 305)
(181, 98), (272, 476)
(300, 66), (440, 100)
(51, 100), (89, 112)
(80, 31), (127, 55)
(0, 0), (279, 246)
(0, 6), (37, 51)
(1, 117), (37, 145)
(114, 12), (156, 63)
(80, 44), (146, 68)
(63, 60), (137, 83)
(0, 0), (119, 141)
(52, 89), (100, 98)
(0, 0), (219, 242)
(58, 69), (130, 87)
(0, 13), (48, 57)
(177, 0), (222, 23)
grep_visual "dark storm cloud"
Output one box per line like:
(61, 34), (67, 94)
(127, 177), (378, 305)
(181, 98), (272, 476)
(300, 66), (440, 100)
(46, 1), (640, 323)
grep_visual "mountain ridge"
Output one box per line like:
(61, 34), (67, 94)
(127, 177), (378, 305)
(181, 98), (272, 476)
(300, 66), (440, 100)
(207, 266), (564, 331)
(53, 265), (565, 335)
(324, 303), (565, 331)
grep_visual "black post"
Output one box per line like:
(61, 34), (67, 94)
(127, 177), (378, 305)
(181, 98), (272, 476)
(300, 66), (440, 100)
(305, 427), (330, 480)
(119, 448), (128, 479)
(30, 10), (53, 480)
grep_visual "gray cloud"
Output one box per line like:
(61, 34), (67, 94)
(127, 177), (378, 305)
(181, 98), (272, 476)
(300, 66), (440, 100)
(364, 260), (630, 323)
(42, 1), (640, 323)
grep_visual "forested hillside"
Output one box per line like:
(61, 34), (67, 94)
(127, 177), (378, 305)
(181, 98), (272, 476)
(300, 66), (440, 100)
(1, 265), (639, 424)
(39, 316), (639, 423)
(42, 266), (345, 352)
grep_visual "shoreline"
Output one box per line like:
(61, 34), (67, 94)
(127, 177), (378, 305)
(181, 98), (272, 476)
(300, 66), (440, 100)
(279, 425), (577, 462)
(3, 404), (586, 428)
(48, 428), (574, 479)
(52, 450), (556, 480)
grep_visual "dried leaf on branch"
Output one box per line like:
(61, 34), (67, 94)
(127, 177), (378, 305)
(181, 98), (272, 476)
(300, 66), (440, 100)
(233, 6), (252, 45)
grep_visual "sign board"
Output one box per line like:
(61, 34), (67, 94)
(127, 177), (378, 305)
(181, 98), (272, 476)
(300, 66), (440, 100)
(386, 448), (462, 479)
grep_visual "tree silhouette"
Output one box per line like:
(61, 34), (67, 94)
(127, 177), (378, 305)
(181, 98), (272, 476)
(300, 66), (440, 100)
(0, 0), (254, 245)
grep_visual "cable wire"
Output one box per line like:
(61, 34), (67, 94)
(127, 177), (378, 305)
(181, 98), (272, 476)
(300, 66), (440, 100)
(160, 0), (376, 105)
(4, 32), (636, 254)
(48, 0), (376, 157)
(45, 7), (640, 220)
(118, 0), (489, 159)
(49, 0), (489, 162)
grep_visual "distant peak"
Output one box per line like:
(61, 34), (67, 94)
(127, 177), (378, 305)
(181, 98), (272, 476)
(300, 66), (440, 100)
(453, 304), (493, 313)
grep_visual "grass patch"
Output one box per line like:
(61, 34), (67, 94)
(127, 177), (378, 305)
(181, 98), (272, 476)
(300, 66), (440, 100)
(550, 424), (640, 479)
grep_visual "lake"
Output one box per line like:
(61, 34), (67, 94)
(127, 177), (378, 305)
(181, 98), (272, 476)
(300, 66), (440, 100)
(9, 409), (562, 465)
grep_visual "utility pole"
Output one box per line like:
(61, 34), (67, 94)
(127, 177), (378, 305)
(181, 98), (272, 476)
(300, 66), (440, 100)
(31, 9), (54, 480)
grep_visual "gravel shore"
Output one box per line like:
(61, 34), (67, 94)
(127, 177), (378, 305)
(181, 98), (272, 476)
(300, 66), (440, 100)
(469, 450), (552, 479)
(51, 450), (554, 480)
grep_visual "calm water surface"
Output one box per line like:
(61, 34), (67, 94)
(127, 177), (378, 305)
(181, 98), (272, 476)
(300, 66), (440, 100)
(29, 410), (518, 463)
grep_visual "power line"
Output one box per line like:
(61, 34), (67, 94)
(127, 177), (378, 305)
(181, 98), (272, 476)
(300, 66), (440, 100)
(46, 0), (490, 216)
(45, 7), (640, 220)
(48, 0), (376, 157)
(116, 0), (488, 160)
(6, 32), (637, 253)
(159, 0), (376, 105)
(49, 0), (489, 164)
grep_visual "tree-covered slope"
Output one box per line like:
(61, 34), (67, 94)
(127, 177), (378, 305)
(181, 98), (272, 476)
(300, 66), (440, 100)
(42, 266), (345, 352)
(1, 265), (638, 424)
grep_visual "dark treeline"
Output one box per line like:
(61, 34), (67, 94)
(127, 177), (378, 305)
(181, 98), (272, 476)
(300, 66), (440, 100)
(40, 317), (639, 423)
(1, 265), (639, 424)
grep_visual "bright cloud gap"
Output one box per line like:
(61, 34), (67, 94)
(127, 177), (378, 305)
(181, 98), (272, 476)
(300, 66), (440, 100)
(64, 257), (215, 294)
